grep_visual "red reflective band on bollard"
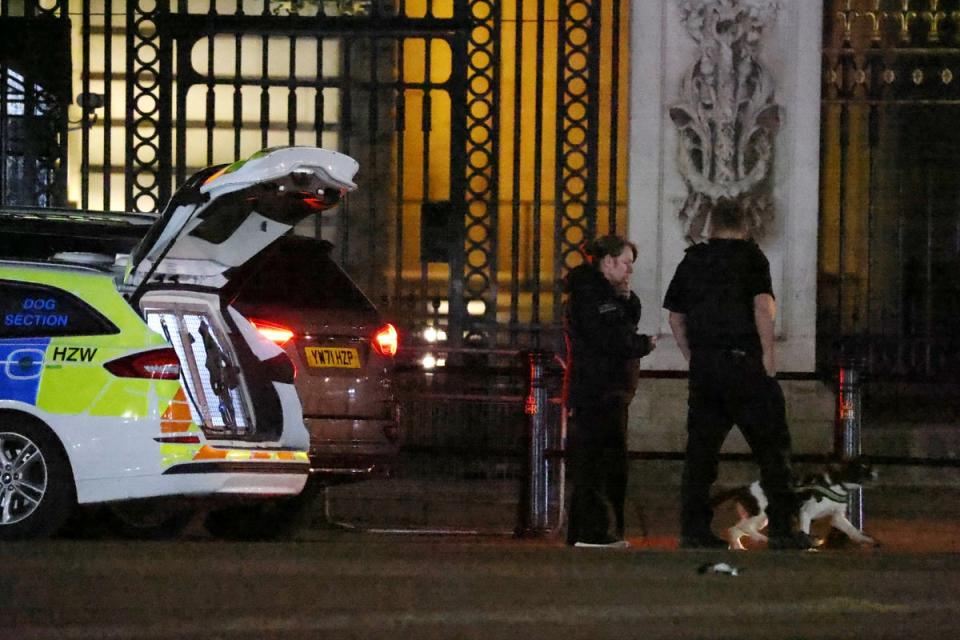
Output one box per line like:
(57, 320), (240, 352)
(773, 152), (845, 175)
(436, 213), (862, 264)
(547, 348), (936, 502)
(525, 394), (537, 415)
(518, 349), (550, 537)
(836, 361), (864, 532)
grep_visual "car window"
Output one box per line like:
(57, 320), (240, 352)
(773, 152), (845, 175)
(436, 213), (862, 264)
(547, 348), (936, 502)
(235, 239), (375, 313)
(0, 280), (119, 338)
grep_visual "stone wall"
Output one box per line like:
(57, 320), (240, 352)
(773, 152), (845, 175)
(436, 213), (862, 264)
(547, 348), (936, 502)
(627, 378), (836, 455)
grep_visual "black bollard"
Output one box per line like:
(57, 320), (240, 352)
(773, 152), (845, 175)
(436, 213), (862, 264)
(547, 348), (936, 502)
(835, 360), (864, 530)
(517, 349), (550, 537)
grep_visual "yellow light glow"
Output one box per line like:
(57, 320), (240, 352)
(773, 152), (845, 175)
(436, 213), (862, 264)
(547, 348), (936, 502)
(467, 300), (486, 316)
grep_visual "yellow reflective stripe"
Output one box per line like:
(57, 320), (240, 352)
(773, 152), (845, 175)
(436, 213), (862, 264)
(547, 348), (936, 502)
(159, 442), (201, 468)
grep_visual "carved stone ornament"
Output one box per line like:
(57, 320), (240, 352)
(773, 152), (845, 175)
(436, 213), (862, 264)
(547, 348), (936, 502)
(670, 0), (781, 242)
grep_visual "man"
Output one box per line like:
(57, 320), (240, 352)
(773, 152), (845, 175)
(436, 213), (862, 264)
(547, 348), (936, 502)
(564, 235), (656, 548)
(663, 197), (814, 550)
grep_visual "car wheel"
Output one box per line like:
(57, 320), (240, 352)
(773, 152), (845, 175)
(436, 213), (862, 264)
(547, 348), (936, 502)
(105, 502), (195, 540)
(0, 415), (75, 540)
(203, 493), (312, 541)
(203, 503), (280, 540)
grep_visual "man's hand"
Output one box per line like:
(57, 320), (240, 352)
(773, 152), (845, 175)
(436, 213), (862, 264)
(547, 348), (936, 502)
(668, 312), (690, 363)
(762, 351), (776, 377)
(754, 294), (777, 377)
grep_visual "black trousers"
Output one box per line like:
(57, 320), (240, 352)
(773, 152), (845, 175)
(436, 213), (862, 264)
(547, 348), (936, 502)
(566, 400), (629, 545)
(681, 350), (797, 539)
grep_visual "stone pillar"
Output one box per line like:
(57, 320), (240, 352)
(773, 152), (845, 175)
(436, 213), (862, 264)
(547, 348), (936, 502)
(628, 0), (824, 374)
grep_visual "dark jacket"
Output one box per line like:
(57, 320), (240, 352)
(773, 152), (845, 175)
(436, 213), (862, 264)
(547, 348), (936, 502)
(563, 264), (654, 407)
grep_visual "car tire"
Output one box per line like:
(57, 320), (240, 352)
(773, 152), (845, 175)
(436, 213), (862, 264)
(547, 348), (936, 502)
(202, 503), (283, 540)
(203, 494), (311, 541)
(0, 414), (76, 540)
(105, 502), (195, 540)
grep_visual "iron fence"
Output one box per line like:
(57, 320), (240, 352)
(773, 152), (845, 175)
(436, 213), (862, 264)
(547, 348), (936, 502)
(821, 0), (960, 381)
(0, 0), (631, 352)
(324, 346), (567, 534)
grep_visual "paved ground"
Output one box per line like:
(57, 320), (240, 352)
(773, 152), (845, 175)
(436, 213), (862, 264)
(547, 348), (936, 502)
(4, 530), (960, 640)
(5, 467), (959, 639)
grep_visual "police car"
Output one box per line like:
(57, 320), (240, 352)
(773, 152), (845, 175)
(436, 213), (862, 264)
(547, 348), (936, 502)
(0, 146), (359, 539)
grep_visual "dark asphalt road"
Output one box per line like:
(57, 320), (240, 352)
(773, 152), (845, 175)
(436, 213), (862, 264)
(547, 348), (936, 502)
(4, 529), (960, 640)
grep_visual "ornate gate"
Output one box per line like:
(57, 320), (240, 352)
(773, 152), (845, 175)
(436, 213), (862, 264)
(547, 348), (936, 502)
(0, 0), (629, 351)
(0, 7), (71, 208)
(821, 0), (960, 382)
(0, 1), (629, 354)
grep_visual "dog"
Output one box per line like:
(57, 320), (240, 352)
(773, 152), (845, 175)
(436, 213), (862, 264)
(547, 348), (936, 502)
(711, 459), (878, 550)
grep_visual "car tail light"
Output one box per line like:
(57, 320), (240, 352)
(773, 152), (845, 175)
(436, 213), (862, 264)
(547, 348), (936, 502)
(249, 318), (295, 346)
(372, 323), (399, 357)
(104, 348), (181, 380)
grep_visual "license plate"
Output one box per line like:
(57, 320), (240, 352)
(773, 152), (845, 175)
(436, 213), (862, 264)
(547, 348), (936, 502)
(304, 347), (360, 369)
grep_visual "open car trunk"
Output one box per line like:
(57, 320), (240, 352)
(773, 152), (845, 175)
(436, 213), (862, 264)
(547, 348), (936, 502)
(125, 146), (360, 444)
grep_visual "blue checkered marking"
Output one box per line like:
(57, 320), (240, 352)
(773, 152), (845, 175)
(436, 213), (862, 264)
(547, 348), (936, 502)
(0, 338), (50, 405)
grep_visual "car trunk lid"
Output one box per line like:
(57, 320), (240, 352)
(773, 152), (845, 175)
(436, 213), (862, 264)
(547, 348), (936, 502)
(125, 146), (358, 293)
(127, 147), (358, 443)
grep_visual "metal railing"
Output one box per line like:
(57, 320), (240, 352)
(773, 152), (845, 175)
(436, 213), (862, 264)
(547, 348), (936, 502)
(389, 346), (566, 536)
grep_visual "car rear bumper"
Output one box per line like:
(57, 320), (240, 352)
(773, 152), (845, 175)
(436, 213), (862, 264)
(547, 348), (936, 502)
(76, 467), (309, 504)
(304, 416), (399, 477)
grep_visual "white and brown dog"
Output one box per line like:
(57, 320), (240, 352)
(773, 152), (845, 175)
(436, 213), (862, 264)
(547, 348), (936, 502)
(712, 459), (878, 550)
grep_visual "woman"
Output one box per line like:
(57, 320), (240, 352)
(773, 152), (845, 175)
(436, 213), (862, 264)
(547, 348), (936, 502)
(564, 235), (656, 547)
